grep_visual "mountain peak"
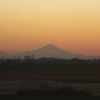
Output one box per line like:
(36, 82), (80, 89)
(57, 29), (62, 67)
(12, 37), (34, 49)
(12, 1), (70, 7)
(15, 44), (88, 59)
(44, 44), (57, 47)
(40, 44), (60, 50)
(30, 44), (87, 59)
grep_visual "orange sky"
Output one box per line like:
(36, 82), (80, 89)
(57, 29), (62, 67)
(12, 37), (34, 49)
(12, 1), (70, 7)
(0, 0), (100, 56)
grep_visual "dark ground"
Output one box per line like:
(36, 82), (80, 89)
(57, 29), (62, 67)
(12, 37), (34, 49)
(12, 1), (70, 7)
(0, 58), (100, 100)
(0, 94), (100, 100)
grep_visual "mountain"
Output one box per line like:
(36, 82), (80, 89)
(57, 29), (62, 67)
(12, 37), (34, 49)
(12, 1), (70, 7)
(0, 51), (12, 59)
(16, 44), (87, 59)
(0, 44), (100, 59)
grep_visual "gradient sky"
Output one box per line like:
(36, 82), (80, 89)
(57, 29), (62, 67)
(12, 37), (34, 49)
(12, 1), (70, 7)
(0, 0), (100, 55)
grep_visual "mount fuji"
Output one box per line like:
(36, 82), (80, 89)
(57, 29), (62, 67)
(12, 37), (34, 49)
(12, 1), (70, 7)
(16, 44), (87, 59)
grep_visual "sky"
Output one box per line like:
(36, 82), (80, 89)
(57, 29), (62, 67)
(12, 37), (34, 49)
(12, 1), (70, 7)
(0, 0), (100, 56)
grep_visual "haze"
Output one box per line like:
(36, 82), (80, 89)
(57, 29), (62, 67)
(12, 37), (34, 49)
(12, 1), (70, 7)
(0, 0), (100, 56)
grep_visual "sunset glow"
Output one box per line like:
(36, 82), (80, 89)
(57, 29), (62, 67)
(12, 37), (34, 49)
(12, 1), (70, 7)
(0, 0), (100, 55)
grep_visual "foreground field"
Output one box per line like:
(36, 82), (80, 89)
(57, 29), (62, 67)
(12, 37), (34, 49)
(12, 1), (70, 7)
(0, 79), (100, 96)
(0, 59), (100, 99)
(1, 94), (100, 100)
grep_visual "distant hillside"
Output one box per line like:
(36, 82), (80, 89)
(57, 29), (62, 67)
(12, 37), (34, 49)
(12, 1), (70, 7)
(0, 51), (12, 59)
(16, 44), (87, 59)
(0, 44), (100, 59)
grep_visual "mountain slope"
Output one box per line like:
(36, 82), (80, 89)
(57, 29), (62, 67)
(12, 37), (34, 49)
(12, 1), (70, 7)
(1, 44), (99, 59)
(17, 44), (87, 59)
(0, 51), (12, 59)
(31, 44), (86, 59)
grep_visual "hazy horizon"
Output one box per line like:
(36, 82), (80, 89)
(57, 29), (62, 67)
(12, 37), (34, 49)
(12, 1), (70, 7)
(0, 0), (100, 56)
(0, 44), (99, 57)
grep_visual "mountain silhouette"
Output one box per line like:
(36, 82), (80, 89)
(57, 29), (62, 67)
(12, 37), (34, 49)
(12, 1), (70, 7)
(34, 44), (87, 59)
(0, 44), (99, 59)
(16, 44), (87, 59)
(0, 51), (12, 59)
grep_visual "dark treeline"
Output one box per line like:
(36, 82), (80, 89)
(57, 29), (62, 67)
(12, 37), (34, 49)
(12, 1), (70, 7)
(0, 57), (100, 65)
(0, 57), (100, 77)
